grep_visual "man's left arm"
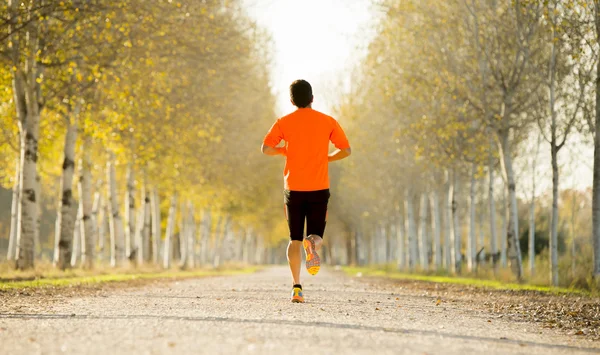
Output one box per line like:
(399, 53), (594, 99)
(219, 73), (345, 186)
(261, 120), (286, 157)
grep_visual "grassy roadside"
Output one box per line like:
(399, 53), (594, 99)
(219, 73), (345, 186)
(342, 266), (594, 296)
(0, 266), (261, 290)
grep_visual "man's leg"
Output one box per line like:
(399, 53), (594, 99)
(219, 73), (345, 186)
(287, 240), (302, 285)
(284, 192), (306, 286)
(304, 189), (330, 275)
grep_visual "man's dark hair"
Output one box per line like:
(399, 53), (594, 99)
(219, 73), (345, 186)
(290, 80), (313, 108)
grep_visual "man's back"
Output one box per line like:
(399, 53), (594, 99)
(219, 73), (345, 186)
(263, 108), (350, 191)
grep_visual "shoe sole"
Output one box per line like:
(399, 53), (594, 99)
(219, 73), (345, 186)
(291, 297), (304, 303)
(303, 238), (320, 276)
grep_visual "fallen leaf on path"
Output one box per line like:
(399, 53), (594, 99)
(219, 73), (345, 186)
(435, 299), (442, 306)
(375, 308), (380, 311)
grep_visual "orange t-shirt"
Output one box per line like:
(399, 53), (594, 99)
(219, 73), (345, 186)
(263, 108), (350, 191)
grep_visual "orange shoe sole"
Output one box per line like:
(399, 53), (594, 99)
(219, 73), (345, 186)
(303, 237), (320, 275)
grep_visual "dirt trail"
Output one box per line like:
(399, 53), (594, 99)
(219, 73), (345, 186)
(0, 266), (598, 354)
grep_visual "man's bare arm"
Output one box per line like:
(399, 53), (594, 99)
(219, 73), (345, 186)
(261, 144), (286, 156)
(328, 147), (352, 162)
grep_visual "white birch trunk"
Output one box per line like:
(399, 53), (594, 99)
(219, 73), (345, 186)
(163, 193), (177, 269)
(34, 173), (41, 258)
(419, 193), (429, 270)
(124, 164), (136, 260)
(200, 209), (212, 265)
(452, 171), (462, 274)
(529, 135), (540, 277)
(7, 158), (20, 261)
(445, 173), (453, 271)
(92, 188), (102, 264)
(243, 228), (252, 264)
(79, 142), (95, 269)
(594, 0), (600, 277)
(177, 203), (186, 266)
(107, 153), (125, 266)
(56, 120), (78, 270)
(468, 164), (477, 272)
(186, 202), (195, 269)
(14, 18), (41, 270)
(501, 134), (524, 279)
(135, 202), (144, 265)
(98, 198), (109, 263)
(501, 186), (508, 268)
(405, 189), (418, 270)
(396, 209), (406, 270)
(141, 178), (151, 263)
(430, 190), (442, 270)
(71, 201), (82, 267)
(478, 205), (486, 264)
(150, 188), (161, 265)
(488, 140), (498, 264)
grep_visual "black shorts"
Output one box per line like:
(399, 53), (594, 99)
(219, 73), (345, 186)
(284, 189), (330, 242)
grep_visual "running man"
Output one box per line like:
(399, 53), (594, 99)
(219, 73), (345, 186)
(261, 80), (352, 303)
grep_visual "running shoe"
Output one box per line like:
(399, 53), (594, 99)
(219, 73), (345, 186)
(291, 286), (304, 303)
(303, 236), (321, 275)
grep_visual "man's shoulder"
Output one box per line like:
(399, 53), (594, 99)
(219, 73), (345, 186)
(278, 109), (338, 127)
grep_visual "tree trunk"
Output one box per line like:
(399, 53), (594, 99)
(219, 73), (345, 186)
(445, 172), (453, 271)
(594, 0), (600, 278)
(141, 177), (152, 263)
(501, 133), (524, 279)
(134, 201), (144, 265)
(163, 193), (177, 269)
(570, 191), (577, 278)
(56, 120), (78, 270)
(200, 209), (212, 265)
(419, 192), (429, 270)
(125, 164), (136, 260)
(452, 170), (462, 274)
(92, 184), (102, 264)
(550, 144), (560, 286)
(405, 189), (418, 270)
(107, 153), (125, 266)
(430, 190), (442, 270)
(529, 136), (539, 277)
(71, 201), (82, 267)
(186, 202), (195, 269)
(478, 202), (486, 266)
(549, 6), (560, 286)
(14, 15), (41, 270)
(488, 141), (498, 265)
(34, 172), (41, 259)
(79, 141), (95, 269)
(7, 158), (20, 261)
(396, 209), (406, 270)
(213, 216), (226, 268)
(98, 196), (109, 263)
(468, 163), (477, 272)
(501, 185), (508, 268)
(150, 188), (161, 265)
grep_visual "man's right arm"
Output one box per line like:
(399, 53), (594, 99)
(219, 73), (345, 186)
(328, 148), (351, 162)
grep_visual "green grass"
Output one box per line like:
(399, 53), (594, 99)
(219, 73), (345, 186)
(0, 267), (260, 290)
(342, 266), (592, 296)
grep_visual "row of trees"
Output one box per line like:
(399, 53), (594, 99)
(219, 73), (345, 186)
(0, 0), (287, 270)
(327, 0), (599, 287)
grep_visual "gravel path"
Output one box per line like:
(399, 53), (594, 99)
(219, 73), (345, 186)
(1, 266), (598, 354)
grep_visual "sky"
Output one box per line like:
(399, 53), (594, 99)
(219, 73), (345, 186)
(242, 0), (377, 115)
(241, 0), (593, 193)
